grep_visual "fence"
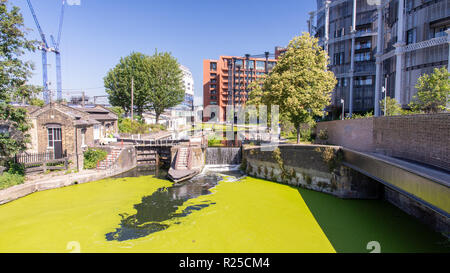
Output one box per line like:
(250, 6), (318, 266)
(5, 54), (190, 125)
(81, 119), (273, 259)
(14, 152), (55, 164)
(12, 152), (69, 174)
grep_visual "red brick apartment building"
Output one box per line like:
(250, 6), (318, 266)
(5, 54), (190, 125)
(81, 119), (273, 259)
(203, 47), (286, 122)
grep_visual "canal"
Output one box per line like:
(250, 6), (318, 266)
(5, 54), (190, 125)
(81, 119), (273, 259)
(0, 167), (447, 253)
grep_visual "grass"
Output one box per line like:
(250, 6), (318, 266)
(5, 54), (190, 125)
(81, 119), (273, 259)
(0, 173), (25, 190)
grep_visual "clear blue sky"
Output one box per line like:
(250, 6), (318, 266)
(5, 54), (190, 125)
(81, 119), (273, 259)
(11, 0), (316, 105)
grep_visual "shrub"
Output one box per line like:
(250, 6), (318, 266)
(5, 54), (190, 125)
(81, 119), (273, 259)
(318, 129), (328, 141)
(7, 161), (25, 176)
(0, 173), (25, 190)
(83, 148), (108, 169)
(208, 135), (223, 147)
(119, 118), (151, 134)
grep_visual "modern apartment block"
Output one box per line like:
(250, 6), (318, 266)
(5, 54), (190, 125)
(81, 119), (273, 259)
(203, 53), (279, 121)
(179, 64), (194, 110)
(310, 0), (450, 117)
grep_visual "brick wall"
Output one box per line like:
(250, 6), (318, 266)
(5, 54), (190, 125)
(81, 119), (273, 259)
(316, 118), (375, 152)
(34, 108), (95, 168)
(373, 113), (450, 171)
(35, 109), (76, 155)
(316, 113), (450, 171)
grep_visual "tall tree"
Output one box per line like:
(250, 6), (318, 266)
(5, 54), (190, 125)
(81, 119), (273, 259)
(146, 51), (184, 123)
(249, 33), (336, 143)
(104, 52), (152, 117)
(0, 0), (36, 157)
(409, 67), (450, 114)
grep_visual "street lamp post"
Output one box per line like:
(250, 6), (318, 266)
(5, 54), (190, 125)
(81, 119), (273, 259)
(341, 99), (345, 120)
(382, 77), (388, 116)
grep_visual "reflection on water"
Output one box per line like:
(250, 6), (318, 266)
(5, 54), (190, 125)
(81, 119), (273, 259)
(113, 166), (167, 180)
(106, 172), (222, 241)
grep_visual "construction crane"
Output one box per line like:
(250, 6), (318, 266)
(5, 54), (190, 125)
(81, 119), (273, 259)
(26, 0), (66, 104)
(50, 0), (66, 102)
(26, 0), (51, 104)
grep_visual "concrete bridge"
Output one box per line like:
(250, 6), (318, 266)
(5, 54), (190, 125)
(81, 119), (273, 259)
(343, 149), (449, 221)
(243, 144), (449, 235)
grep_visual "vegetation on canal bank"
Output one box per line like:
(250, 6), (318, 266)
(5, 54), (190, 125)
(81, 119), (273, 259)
(0, 173), (24, 190)
(83, 148), (108, 169)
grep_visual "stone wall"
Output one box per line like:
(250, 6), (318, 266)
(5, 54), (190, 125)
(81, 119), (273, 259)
(242, 145), (381, 199)
(384, 187), (449, 236)
(316, 113), (450, 171)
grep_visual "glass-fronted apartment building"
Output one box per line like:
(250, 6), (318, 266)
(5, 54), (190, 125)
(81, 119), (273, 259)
(310, 0), (450, 117)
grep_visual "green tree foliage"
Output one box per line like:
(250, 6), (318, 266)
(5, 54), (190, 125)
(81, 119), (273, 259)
(29, 98), (44, 107)
(409, 67), (450, 114)
(380, 97), (402, 116)
(0, 0), (37, 158)
(104, 51), (184, 122)
(146, 51), (184, 123)
(104, 52), (152, 117)
(249, 33), (336, 143)
(109, 106), (125, 119)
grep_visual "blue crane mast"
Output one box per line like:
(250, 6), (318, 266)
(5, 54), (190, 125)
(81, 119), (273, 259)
(51, 0), (66, 102)
(26, 0), (66, 104)
(26, 0), (50, 104)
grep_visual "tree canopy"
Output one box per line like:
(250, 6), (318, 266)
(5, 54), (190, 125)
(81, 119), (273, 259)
(104, 52), (152, 117)
(409, 67), (449, 114)
(0, 0), (36, 157)
(146, 51), (184, 122)
(248, 33), (336, 143)
(104, 51), (184, 122)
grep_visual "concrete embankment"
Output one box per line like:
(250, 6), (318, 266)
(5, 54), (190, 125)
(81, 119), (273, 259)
(242, 144), (449, 236)
(0, 146), (137, 205)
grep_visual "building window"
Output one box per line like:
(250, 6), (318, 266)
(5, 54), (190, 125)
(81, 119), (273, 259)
(342, 78), (348, 87)
(94, 125), (100, 140)
(268, 61), (277, 70)
(211, 90), (217, 95)
(246, 60), (255, 70)
(431, 26), (448, 39)
(47, 126), (62, 148)
(210, 62), (217, 71)
(210, 96), (217, 100)
(234, 59), (243, 67)
(256, 61), (265, 70)
(210, 73), (217, 77)
(334, 52), (344, 65)
(211, 84), (216, 89)
(334, 28), (345, 38)
(355, 40), (371, 50)
(211, 79), (217, 83)
(356, 25), (372, 35)
(355, 52), (371, 62)
(210, 102), (217, 105)
(406, 28), (416, 45)
(355, 76), (373, 86)
(81, 128), (87, 147)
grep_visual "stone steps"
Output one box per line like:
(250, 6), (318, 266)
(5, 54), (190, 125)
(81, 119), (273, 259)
(97, 147), (123, 170)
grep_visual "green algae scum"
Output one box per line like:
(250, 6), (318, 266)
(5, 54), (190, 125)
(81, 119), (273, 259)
(0, 170), (448, 253)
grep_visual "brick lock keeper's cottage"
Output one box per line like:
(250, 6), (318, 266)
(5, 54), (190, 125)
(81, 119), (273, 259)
(24, 103), (118, 170)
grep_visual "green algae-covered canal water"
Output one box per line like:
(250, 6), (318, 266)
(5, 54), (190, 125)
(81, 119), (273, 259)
(0, 170), (447, 253)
